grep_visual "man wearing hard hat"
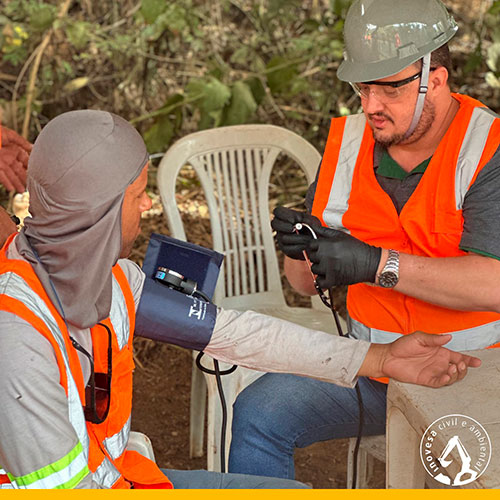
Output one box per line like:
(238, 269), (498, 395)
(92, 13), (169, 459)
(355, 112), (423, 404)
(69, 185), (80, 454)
(229, 0), (500, 480)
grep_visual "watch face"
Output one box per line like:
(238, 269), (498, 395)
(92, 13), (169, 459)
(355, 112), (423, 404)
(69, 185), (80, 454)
(379, 271), (398, 288)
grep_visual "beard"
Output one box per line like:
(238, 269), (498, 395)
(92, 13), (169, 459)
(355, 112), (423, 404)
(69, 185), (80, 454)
(369, 98), (436, 148)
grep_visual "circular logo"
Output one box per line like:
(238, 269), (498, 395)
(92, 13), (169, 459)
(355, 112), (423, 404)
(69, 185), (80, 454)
(420, 414), (491, 486)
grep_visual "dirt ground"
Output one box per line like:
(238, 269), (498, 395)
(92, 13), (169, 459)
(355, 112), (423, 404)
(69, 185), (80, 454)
(129, 209), (385, 489)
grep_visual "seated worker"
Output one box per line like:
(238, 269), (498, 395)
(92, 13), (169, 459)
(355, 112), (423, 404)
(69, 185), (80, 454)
(0, 125), (32, 242)
(228, 0), (500, 481)
(0, 110), (480, 489)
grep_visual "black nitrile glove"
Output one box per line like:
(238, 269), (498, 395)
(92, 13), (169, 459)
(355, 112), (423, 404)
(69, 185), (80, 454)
(306, 225), (381, 287)
(271, 206), (322, 260)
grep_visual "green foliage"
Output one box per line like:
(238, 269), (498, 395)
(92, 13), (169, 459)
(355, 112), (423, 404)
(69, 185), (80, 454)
(0, 0), (497, 157)
(486, 0), (500, 43)
(223, 80), (258, 126)
(140, 0), (167, 25)
(266, 56), (300, 95)
(142, 94), (184, 152)
(65, 21), (92, 50)
(28, 2), (56, 32)
(330, 0), (353, 19)
(484, 0), (500, 89)
(0, 21), (29, 65)
(186, 76), (231, 128)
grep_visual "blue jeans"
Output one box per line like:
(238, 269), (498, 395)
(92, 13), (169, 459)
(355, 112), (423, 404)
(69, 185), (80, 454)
(161, 469), (309, 488)
(228, 374), (387, 479)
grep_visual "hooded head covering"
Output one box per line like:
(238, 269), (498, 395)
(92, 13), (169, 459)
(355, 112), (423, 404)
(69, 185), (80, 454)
(16, 110), (148, 328)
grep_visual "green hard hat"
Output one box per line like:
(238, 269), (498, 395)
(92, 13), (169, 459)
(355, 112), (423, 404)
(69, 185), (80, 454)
(337, 0), (458, 83)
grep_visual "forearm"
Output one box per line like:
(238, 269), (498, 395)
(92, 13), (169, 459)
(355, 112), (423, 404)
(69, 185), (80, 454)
(382, 250), (500, 312)
(284, 256), (317, 295)
(205, 307), (370, 387)
(357, 343), (386, 378)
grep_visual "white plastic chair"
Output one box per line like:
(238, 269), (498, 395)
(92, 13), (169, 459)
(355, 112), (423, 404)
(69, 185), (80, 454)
(347, 435), (386, 488)
(157, 124), (345, 471)
(127, 431), (156, 462)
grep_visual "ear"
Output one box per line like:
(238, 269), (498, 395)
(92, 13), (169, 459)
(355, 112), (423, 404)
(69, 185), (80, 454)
(428, 66), (449, 95)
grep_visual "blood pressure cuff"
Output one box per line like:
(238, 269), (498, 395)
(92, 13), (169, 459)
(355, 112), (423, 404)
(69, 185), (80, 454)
(135, 233), (224, 351)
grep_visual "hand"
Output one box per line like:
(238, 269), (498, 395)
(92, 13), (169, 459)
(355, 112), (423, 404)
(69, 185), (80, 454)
(306, 225), (381, 286)
(271, 206), (322, 260)
(374, 332), (482, 388)
(0, 126), (32, 192)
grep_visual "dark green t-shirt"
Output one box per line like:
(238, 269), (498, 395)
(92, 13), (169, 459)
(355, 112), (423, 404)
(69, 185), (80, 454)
(306, 144), (500, 260)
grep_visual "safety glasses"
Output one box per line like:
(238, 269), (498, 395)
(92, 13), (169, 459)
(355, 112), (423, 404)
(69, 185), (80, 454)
(350, 69), (436, 102)
(82, 323), (113, 425)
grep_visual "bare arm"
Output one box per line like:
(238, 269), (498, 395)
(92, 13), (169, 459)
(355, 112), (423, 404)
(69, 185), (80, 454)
(284, 256), (317, 295)
(358, 331), (481, 387)
(285, 241), (500, 313)
(377, 249), (500, 313)
(286, 244), (500, 313)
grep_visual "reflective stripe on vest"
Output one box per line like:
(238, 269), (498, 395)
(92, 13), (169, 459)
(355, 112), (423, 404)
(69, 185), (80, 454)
(0, 269), (131, 488)
(349, 317), (500, 351)
(93, 457), (121, 489)
(0, 468), (15, 489)
(3, 443), (88, 489)
(322, 114), (366, 233)
(104, 416), (131, 460)
(454, 107), (497, 210)
(0, 272), (90, 459)
(110, 276), (130, 350)
(321, 106), (497, 230)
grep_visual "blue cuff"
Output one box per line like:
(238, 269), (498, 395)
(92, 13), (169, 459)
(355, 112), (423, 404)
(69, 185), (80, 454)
(135, 275), (217, 350)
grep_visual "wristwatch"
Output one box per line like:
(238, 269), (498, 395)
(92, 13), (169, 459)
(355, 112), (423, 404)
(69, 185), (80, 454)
(377, 249), (400, 288)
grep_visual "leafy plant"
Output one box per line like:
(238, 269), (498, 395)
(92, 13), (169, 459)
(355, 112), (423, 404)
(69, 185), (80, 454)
(0, 0), (497, 158)
(484, 0), (500, 89)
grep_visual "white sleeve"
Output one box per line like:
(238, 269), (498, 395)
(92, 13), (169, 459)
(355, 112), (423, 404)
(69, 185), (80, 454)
(204, 307), (370, 388)
(123, 256), (369, 387)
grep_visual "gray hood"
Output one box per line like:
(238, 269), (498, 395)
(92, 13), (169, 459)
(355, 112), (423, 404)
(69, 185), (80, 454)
(17, 110), (148, 328)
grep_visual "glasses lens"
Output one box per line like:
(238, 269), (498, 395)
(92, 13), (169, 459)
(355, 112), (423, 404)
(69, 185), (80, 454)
(351, 82), (403, 102)
(351, 70), (426, 102)
(85, 372), (111, 424)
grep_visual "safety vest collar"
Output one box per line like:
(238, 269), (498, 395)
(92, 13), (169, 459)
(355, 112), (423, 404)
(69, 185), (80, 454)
(312, 95), (500, 350)
(312, 94), (499, 233)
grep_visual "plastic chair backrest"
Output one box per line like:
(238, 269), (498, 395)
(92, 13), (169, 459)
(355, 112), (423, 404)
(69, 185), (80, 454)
(157, 124), (322, 310)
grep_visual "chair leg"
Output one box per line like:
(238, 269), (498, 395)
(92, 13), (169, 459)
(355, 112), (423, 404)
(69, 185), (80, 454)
(346, 437), (371, 488)
(189, 360), (207, 458)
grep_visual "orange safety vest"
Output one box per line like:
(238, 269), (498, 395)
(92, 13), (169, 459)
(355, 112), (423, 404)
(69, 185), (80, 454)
(0, 235), (172, 489)
(312, 94), (500, 356)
